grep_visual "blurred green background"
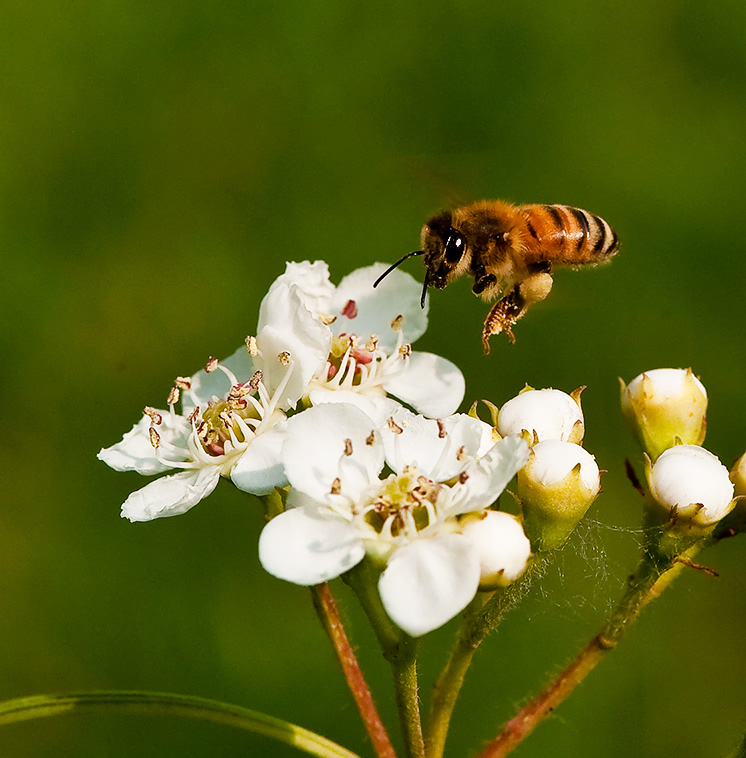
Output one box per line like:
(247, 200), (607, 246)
(2, 1), (745, 756)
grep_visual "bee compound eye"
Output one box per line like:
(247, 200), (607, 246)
(444, 229), (466, 264)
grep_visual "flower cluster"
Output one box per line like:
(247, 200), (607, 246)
(99, 261), (542, 636)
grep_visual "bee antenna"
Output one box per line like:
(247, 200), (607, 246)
(420, 278), (428, 309)
(372, 250), (424, 288)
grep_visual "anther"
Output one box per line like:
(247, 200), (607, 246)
(365, 431), (376, 446)
(205, 356), (220, 373)
(246, 336), (258, 356)
(344, 438), (353, 456)
(399, 343), (412, 358)
(187, 406), (200, 425)
(174, 377), (191, 390)
(436, 420), (447, 439)
(278, 351), (291, 366)
(459, 471), (469, 484)
(330, 478), (342, 495)
(148, 427), (161, 449)
(143, 407), (162, 425)
(390, 315), (403, 331)
(387, 417), (404, 434)
(342, 300), (358, 319)
(167, 386), (180, 406)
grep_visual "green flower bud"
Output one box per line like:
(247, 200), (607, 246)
(517, 440), (600, 552)
(646, 444), (734, 532)
(620, 368), (707, 461)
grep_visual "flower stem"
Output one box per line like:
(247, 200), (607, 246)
(344, 561), (424, 758)
(425, 561), (543, 758)
(476, 544), (700, 758)
(0, 691), (359, 758)
(311, 583), (397, 758)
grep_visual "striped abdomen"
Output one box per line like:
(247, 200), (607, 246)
(520, 204), (619, 265)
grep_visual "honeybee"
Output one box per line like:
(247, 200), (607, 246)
(374, 200), (619, 353)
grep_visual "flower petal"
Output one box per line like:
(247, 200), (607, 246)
(230, 424), (289, 495)
(448, 435), (530, 515)
(98, 413), (190, 475)
(256, 280), (331, 408)
(185, 347), (255, 413)
(381, 407), (492, 482)
(282, 403), (384, 504)
(280, 261), (335, 317)
(333, 264), (428, 352)
(120, 467), (221, 522)
(258, 507), (365, 585)
(307, 388), (403, 427)
(383, 351), (465, 418)
(378, 534), (481, 637)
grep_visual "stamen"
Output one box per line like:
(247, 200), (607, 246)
(366, 431), (376, 446)
(143, 407), (162, 425)
(246, 335), (258, 356)
(278, 351), (291, 366)
(174, 377), (191, 390)
(387, 417), (404, 434)
(167, 386), (180, 406)
(149, 427), (161, 449)
(204, 356), (220, 373)
(390, 314), (403, 331)
(331, 478), (342, 495)
(344, 438), (353, 456)
(342, 300), (358, 319)
(399, 343), (412, 358)
(187, 406), (200, 425)
(436, 420), (447, 439)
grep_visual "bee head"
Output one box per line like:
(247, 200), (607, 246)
(421, 212), (469, 291)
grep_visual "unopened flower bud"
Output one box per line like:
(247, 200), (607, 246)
(460, 511), (531, 589)
(621, 368), (707, 461)
(732, 452), (746, 497)
(497, 387), (584, 444)
(517, 440), (600, 552)
(647, 445), (734, 529)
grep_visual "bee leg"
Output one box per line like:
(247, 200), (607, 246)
(482, 285), (524, 353)
(481, 271), (554, 354)
(472, 272), (497, 295)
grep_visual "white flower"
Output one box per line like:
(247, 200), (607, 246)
(497, 388), (584, 443)
(99, 349), (295, 521)
(255, 261), (465, 419)
(258, 403), (529, 636)
(648, 444), (734, 526)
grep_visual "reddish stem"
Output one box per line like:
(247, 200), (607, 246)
(312, 583), (397, 758)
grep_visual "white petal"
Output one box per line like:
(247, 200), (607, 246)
(449, 435), (530, 515)
(120, 467), (221, 522)
(258, 507), (365, 585)
(381, 407), (491, 481)
(378, 534), (481, 637)
(98, 413), (190, 475)
(497, 388), (583, 442)
(649, 445), (734, 525)
(460, 512), (531, 586)
(230, 424), (289, 495)
(333, 264), (428, 352)
(384, 352), (465, 418)
(282, 404), (384, 504)
(307, 388), (403, 426)
(280, 261), (335, 317)
(256, 280), (331, 408)
(185, 347), (255, 413)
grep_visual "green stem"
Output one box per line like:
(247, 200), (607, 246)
(476, 543), (702, 758)
(311, 583), (397, 758)
(425, 561), (543, 758)
(0, 691), (359, 758)
(344, 562), (424, 758)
